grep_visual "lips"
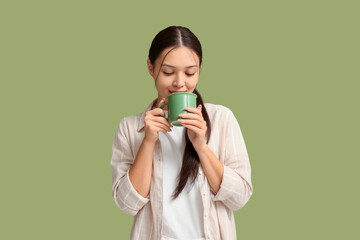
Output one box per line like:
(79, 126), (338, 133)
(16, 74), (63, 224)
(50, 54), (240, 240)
(169, 90), (186, 93)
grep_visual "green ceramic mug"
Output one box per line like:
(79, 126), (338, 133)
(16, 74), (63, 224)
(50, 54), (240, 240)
(158, 92), (197, 127)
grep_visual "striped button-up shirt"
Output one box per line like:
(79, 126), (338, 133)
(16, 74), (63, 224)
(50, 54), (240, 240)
(111, 99), (253, 240)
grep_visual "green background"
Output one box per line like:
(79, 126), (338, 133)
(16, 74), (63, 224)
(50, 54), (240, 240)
(1, 0), (359, 239)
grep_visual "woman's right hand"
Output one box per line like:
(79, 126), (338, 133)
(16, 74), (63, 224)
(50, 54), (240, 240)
(143, 98), (173, 144)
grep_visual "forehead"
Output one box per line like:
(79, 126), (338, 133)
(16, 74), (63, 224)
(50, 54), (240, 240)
(157, 46), (199, 67)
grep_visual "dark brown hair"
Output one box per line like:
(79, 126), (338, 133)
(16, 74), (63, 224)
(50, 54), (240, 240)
(148, 26), (212, 200)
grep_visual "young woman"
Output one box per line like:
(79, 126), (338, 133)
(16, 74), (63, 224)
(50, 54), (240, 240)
(111, 26), (253, 240)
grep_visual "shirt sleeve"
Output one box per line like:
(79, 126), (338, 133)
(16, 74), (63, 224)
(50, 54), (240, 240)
(210, 107), (253, 211)
(110, 118), (150, 216)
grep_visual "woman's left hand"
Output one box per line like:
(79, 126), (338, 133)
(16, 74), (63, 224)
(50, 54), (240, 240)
(178, 104), (207, 150)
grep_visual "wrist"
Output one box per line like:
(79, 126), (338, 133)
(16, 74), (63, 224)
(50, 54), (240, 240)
(194, 142), (208, 153)
(142, 137), (157, 147)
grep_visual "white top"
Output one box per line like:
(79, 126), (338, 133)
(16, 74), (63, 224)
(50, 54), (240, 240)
(159, 110), (205, 240)
(111, 101), (253, 239)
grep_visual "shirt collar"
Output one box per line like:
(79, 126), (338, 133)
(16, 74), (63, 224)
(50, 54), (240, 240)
(137, 98), (158, 132)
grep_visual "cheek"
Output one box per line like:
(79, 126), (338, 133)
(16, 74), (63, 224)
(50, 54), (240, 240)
(155, 79), (170, 90)
(186, 78), (198, 89)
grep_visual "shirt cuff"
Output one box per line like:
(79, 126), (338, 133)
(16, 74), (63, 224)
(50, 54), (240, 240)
(211, 164), (237, 202)
(125, 168), (150, 201)
(114, 169), (150, 215)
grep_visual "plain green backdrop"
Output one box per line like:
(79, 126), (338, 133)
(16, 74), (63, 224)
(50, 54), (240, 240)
(1, 0), (359, 239)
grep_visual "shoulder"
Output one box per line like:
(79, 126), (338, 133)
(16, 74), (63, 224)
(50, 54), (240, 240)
(203, 103), (239, 127)
(120, 113), (141, 124)
(116, 99), (156, 134)
(117, 112), (142, 132)
(203, 102), (234, 116)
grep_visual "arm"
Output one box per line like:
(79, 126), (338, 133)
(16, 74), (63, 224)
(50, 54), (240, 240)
(181, 105), (253, 211)
(110, 102), (172, 216)
(212, 108), (253, 211)
(196, 143), (253, 211)
(194, 144), (224, 194)
(128, 138), (155, 198)
(110, 118), (151, 216)
(128, 98), (173, 197)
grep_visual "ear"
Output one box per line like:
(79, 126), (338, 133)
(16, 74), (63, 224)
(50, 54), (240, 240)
(147, 59), (154, 78)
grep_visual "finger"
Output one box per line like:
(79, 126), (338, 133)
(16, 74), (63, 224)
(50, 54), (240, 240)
(153, 115), (172, 129)
(179, 112), (202, 121)
(150, 115), (172, 128)
(154, 126), (168, 134)
(184, 106), (202, 116)
(149, 107), (166, 117)
(149, 120), (172, 132)
(181, 123), (202, 134)
(178, 119), (206, 129)
(149, 111), (172, 128)
(146, 112), (171, 129)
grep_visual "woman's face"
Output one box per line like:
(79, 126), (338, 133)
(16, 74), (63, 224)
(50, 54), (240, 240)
(147, 46), (200, 106)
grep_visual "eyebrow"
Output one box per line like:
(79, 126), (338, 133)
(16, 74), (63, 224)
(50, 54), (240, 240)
(161, 64), (198, 69)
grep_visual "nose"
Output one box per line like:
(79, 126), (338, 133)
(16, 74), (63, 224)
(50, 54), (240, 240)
(173, 74), (185, 88)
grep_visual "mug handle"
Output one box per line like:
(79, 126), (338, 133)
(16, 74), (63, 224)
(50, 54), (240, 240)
(158, 103), (168, 121)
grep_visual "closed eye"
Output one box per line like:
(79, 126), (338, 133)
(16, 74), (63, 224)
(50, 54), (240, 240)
(163, 72), (195, 76)
(163, 72), (174, 76)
